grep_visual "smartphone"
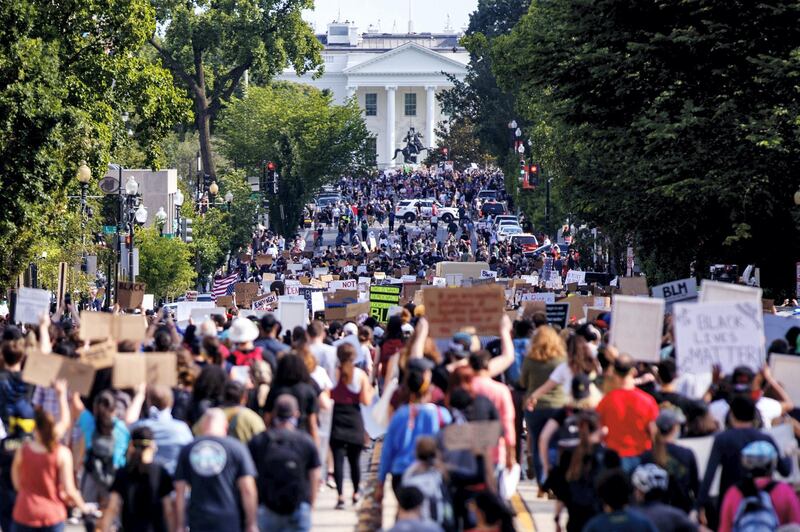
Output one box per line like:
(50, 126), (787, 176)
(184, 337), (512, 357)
(64, 293), (71, 305)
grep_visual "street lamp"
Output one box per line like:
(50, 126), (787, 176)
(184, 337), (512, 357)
(125, 175), (139, 196)
(174, 189), (184, 238)
(509, 120), (517, 129)
(155, 206), (166, 235)
(208, 181), (219, 196)
(76, 161), (91, 214)
(135, 204), (148, 224)
(515, 127), (522, 138)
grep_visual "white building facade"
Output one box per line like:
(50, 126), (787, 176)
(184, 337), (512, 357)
(275, 22), (469, 168)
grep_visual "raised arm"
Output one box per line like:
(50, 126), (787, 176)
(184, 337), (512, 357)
(52, 379), (71, 440)
(488, 314), (514, 377)
(408, 317), (428, 359)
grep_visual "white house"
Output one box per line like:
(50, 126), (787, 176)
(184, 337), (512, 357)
(275, 21), (469, 168)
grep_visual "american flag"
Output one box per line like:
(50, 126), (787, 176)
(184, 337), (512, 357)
(211, 272), (239, 300)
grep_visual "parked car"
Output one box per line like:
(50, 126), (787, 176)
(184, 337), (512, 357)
(497, 224), (524, 242)
(490, 215), (520, 227)
(395, 199), (459, 223)
(480, 200), (507, 218)
(509, 233), (540, 253)
(477, 189), (499, 201)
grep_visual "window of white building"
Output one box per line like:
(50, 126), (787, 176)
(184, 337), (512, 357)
(404, 93), (417, 116)
(365, 93), (377, 116)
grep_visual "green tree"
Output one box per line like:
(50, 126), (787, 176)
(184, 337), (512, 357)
(0, 0), (189, 290)
(137, 226), (194, 299)
(492, 0), (800, 295)
(149, 0), (323, 181)
(217, 83), (373, 234)
(423, 118), (494, 170)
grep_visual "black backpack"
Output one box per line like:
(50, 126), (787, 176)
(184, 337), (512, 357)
(258, 432), (305, 515)
(86, 431), (117, 489)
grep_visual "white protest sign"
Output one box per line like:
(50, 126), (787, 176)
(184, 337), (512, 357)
(521, 275), (539, 285)
(142, 294), (155, 311)
(312, 267), (329, 278)
(519, 292), (555, 304)
(329, 279), (357, 292)
(770, 354), (800, 406)
(445, 273), (463, 287)
(651, 278), (697, 306)
(564, 270), (586, 286)
(14, 287), (50, 324)
(357, 265), (368, 274)
(311, 291), (326, 315)
(190, 307), (226, 322)
(174, 301), (214, 322)
(287, 263), (304, 273)
(432, 277), (446, 287)
(401, 275), (417, 283)
(700, 280), (762, 306)
(480, 269), (498, 279)
(673, 301), (765, 374)
(277, 297), (307, 330)
(677, 436), (720, 496)
(610, 295), (664, 363)
(343, 265), (353, 273)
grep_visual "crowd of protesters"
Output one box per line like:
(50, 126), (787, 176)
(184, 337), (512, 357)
(0, 166), (799, 532)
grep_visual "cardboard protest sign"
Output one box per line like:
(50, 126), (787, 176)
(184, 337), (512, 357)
(673, 301), (765, 374)
(699, 280), (762, 306)
(619, 276), (649, 296)
(77, 339), (116, 369)
(442, 420), (503, 451)
(215, 295), (235, 309)
(609, 296), (664, 363)
(770, 354), (800, 406)
(434, 261), (490, 279)
(559, 295), (594, 322)
(425, 285), (505, 337)
(445, 273), (463, 287)
(651, 278), (697, 307)
(233, 282), (259, 308)
(113, 352), (177, 389)
(117, 281), (146, 309)
(255, 254), (273, 267)
(238, 253), (251, 263)
(373, 272), (386, 280)
(79, 312), (146, 343)
(518, 291), (555, 304)
(14, 287), (50, 324)
(369, 285), (402, 323)
(545, 304), (569, 329)
(586, 307), (610, 324)
(22, 351), (95, 396)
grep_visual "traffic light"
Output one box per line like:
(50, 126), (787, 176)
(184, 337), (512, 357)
(264, 161), (277, 195)
(528, 163), (540, 188)
(181, 218), (193, 243)
(273, 172), (279, 195)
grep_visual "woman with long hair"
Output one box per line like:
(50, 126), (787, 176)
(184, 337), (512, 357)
(520, 326), (567, 484)
(264, 354), (320, 444)
(187, 365), (227, 426)
(525, 332), (598, 409)
(330, 344), (373, 509)
(97, 426), (175, 532)
(12, 383), (88, 532)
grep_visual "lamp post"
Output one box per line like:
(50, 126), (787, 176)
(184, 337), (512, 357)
(76, 161), (91, 214)
(174, 189), (184, 238)
(208, 181), (219, 205)
(224, 191), (234, 212)
(123, 176), (147, 281)
(155, 207), (167, 235)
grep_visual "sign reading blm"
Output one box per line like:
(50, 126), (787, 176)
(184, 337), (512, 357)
(673, 301), (765, 374)
(369, 285), (402, 323)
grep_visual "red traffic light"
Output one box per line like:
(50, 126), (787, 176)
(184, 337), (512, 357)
(530, 164), (539, 174)
(266, 161), (276, 171)
(442, 147), (448, 155)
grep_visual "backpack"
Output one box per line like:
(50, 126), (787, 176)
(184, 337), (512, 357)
(85, 431), (117, 489)
(732, 481), (779, 532)
(401, 466), (455, 531)
(258, 432), (305, 515)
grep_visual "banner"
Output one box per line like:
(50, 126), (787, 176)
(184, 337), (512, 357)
(425, 285), (505, 337)
(369, 285), (402, 323)
(610, 295), (665, 363)
(673, 301), (765, 374)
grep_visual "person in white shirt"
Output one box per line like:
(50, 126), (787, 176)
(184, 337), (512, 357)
(708, 365), (793, 429)
(307, 320), (337, 383)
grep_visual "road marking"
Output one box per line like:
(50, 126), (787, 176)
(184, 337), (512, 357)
(511, 491), (535, 532)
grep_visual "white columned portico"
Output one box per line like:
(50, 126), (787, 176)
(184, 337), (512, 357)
(385, 85), (397, 165)
(425, 85), (436, 150)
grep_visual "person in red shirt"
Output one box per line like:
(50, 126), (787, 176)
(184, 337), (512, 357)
(596, 355), (658, 473)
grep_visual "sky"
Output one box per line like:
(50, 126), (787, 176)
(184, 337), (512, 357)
(303, 0), (479, 34)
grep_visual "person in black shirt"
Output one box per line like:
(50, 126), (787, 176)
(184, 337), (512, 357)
(652, 359), (707, 428)
(99, 427), (174, 532)
(264, 354), (320, 445)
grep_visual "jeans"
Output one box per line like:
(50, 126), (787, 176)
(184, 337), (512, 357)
(258, 503), (311, 532)
(12, 522), (65, 532)
(620, 455), (642, 474)
(524, 407), (558, 484)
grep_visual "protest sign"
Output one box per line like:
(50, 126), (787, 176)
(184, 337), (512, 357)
(79, 312), (147, 343)
(373, 272), (386, 280)
(545, 304), (569, 329)
(190, 307), (227, 323)
(113, 352), (177, 389)
(329, 279), (357, 291)
(298, 286), (326, 314)
(434, 261), (490, 279)
(251, 293), (278, 311)
(425, 285), (505, 337)
(277, 298), (307, 331)
(610, 296), (664, 363)
(673, 301), (765, 374)
(77, 339), (116, 369)
(172, 301), (214, 321)
(564, 270), (586, 286)
(313, 267), (329, 278)
(518, 292), (555, 304)
(357, 265), (368, 274)
(442, 420), (502, 451)
(14, 287), (50, 324)
(586, 307), (610, 324)
(432, 277), (446, 287)
(216, 295), (234, 309)
(142, 294), (154, 311)
(255, 254), (272, 267)
(22, 351), (95, 396)
(618, 276), (649, 296)
(369, 285), (402, 323)
(699, 280), (762, 306)
(480, 270), (498, 279)
(56, 262), (68, 307)
(651, 278), (697, 307)
(401, 274), (417, 283)
(233, 282), (259, 308)
(559, 295), (594, 322)
(677, 436), (719, 496)
(445, 273), (463, 287)
(770, 354), (800, 406)
(287, 263), (304, 273)
(117, 281), (146, 309)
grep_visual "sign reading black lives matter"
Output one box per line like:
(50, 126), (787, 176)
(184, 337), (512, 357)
(673, 301), (765, 374)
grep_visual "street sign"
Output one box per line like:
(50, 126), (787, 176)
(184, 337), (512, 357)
(102, 225), (116, 235)
(99, 175), (119, 194)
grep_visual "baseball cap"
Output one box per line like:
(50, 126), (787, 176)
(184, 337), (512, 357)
(274, 394), (299, 420)
(655, 408), (686, 434)
(407, 358), (435, 372)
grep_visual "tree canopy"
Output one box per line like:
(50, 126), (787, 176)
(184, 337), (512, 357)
(217, 83), (373, 234)
(0, 0), (188, 290)
(136, 226), (195, 299)
(150, 0), (323, 181)
(492, 0), (800, 295)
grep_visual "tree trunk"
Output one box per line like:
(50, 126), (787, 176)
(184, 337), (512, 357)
(195, 98), (215, 181)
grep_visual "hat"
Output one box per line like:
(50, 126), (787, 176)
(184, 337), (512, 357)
(407, 357), (435, 372)
(343, 322), (359, 336)
(401, 323), (415, 335)
(446, 342), (469, 359)
(732, 366), (755, 392)
(452, 332), (473, 350)
(655, 408), (686, 434)
(227, 318), (259, 343)
(274, 394), (300, 420)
